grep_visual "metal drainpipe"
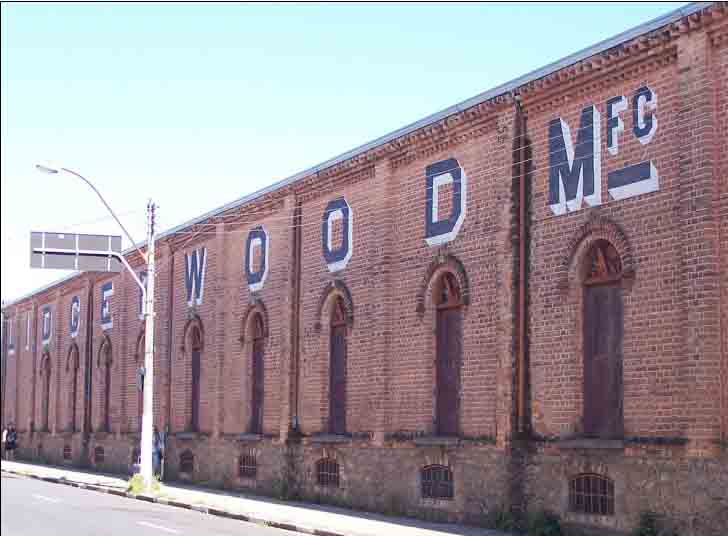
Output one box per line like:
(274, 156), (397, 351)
(166, 249), (175, 435)
(290, 201), (303, 435)
(515, 95), (529, 436)
(82, 280), (95, 463)
(30, 300), (38, 436)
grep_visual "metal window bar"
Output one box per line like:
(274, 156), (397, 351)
(63, 445), (72, 460)
(316, 458), (340, 487)
(421, 465), (454, 500)
(569, 474), (615, 516)
(180, 451), (195, 474)
(239, 452), (257, 479)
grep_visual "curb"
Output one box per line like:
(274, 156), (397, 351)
(2, 468), (348, 536)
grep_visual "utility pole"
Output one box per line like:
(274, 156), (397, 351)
(139, 201), (156, 489)
(33, 164), (157, 491)
(1, 305), (7, 430)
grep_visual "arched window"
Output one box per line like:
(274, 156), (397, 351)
(434, 273), (462, 436)
(190, 327), (202, 432)
(67, 346), (80, 433)
(249, 314), (265, 434)
(329, 297), (347, 434)
(316, 457), (340, 487)
(421, 464), (454, 500)
(569, 473), (615, 516)
(40, 354), (51, 432)
(99, 340), (113, 433)
(582, 240), (623, 438)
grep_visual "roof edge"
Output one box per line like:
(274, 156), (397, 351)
(2, 2), (712, 310)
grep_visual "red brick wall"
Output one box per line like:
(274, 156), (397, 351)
(526, 57), (690, 438)
(3, 9), (724, 448)
(1, 6), (726, 530)
(386, 114), (516, 441)
(218, 199), (293, 437)
(712, 29), (728, 443)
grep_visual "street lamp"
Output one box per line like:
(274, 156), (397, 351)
(35, 164), (146, 261)
(35, 163), (157, 491)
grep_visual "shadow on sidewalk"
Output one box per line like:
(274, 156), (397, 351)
(2, 459), (491, 536)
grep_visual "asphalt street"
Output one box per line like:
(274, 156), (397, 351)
(1, 472), (305, 536)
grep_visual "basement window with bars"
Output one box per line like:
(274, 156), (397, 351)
(238, 450), (257, 479)
(63, 445), (72, 460)
(421, 464), (454, 500)
(94, 446), (105, 465)
(179, 450), (195, 475)
(569, 473), (615, 516)
(315, 458), (340, 488)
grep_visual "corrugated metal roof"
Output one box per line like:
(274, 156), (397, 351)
(2, 2), (711, 309)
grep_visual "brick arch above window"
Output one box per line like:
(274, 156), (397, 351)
(239, 298), (270, 346)
(180, 314), (204, 354)
(314, 280), (354, 332)
(560, 215), (635, 291)
(417, 253), (470, 318)
(65, 342), (80, 372)
(97, 334), (112, 368)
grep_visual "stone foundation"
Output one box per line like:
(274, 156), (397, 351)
(9, 432), (728, 535)
(525, 443), (728, 536)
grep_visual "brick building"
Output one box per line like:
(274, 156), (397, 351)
(2, 3), (727, 534)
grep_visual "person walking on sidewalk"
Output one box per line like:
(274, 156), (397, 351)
(152, 426), (163, 478)
(1, 425), (7, 459)
(5, 423), (18, 460)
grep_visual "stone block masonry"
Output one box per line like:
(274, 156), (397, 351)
(2, 4), (727, 534)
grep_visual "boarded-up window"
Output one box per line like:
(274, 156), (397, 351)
(316, 458), (340, 487)
(41, 355), (51, 432)
(250, 315), (265, 434)
(190, 327), (202, 432)
(421, 464), (454, 500)
(68, 347), (79, 433)
(569, 473), (615, 516)
(583, 240), (623, 438)
(180, 450), (194, 474)
(101, 344), (112, 433)
(435, 273), (462, 436)
(329, 298), (347, 435)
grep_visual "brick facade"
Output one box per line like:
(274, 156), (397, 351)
(2, 4), (727, 534)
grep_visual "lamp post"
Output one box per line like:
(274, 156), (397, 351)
(35, 164), (157, 490)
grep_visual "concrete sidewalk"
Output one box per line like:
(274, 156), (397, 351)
(1, 460), (500, 536)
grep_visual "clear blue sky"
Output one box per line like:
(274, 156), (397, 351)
(1, 2), (686, 302)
